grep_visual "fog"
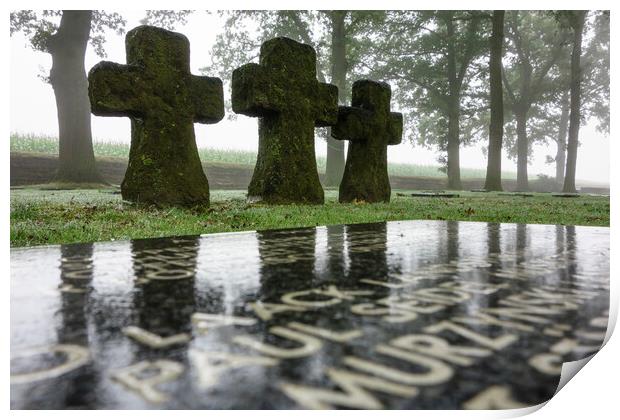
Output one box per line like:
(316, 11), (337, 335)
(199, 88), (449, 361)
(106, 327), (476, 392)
(10, 10), (610, 185)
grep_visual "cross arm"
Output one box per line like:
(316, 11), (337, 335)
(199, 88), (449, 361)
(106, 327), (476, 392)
(231, 63), (273, 117)
(331, 106), (371, 141)
(387, 112), (403, 146)
(191, 75), (225, 124)
(314, 82), (339, 127)
(88, 61), (144, 117)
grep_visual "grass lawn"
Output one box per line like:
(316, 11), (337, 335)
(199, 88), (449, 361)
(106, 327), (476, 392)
(10, 188), (609, 247)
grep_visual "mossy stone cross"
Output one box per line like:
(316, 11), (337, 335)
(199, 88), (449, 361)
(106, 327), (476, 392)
(232, 37), (338, 204)
(88, 25), (224, 207)
(332, 80), (403, 203)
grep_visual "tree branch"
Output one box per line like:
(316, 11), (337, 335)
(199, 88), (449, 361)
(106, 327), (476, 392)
(501, 63), (516, 104)
(456, 14), (481, 87)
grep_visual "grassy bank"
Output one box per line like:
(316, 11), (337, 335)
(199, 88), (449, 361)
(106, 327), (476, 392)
(10, 188), (609, 247)
(10, 132), (521, 180)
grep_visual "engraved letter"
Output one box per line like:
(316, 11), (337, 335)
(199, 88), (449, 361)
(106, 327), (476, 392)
(234, 327), (322, 358)
(111, 360), (184, 404)
(280, 368), (418, 409)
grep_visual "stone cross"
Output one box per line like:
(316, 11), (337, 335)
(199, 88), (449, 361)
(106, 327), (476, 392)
(88, 25), (224, 207)
(332, 80), (403, 203)
(231, 37), (338, 204)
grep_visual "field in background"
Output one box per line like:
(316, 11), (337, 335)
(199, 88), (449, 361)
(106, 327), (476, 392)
(11, 133), (520, 180)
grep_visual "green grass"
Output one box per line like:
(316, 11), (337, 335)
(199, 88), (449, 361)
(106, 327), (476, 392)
(10, 132), (520, 179)
(10, 188), (609, 247)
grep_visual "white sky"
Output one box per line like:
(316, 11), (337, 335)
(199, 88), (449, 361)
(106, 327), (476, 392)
(9, 9), (610, 185)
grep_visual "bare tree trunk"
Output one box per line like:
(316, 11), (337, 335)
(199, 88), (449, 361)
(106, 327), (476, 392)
(515, 109), (529, 191)
(324, 11), (347, 187)
(48, 10), (103, 184)
(484, 10), (505, 191)
(563, 11), (586, 193)
(446, 98), (462, 190)
(446, 15), (462, 190)
(555, 91), (569, 187)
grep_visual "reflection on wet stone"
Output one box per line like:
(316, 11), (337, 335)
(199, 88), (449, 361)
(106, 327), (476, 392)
(58, 244), (94, 343)
(131, 237), (199, 336)
(10, 221), (610, 409)
(323, 225), (347, 285)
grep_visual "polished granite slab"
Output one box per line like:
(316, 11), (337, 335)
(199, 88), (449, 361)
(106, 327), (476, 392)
(10, 220), (610, 409)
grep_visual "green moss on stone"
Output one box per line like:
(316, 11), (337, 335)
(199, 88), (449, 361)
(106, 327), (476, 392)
(231, 37), (338, 204)
(88, 25), (224, 207)
(332, 80), (403, 203)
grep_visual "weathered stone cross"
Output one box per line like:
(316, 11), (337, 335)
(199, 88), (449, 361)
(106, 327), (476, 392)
(88, 25), (224, 207)
(232, 37), (338, 204)
(332, 80), (403, 203)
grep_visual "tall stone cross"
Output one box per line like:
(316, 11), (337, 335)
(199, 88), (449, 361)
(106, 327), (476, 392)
(88, 25), (224, 207)
(232, 37), (338, 204)
(332, 80), (403, 203)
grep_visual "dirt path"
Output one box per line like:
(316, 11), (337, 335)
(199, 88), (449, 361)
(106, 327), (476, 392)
(11, 152), (583, 193)
(11, 152), (255, 189)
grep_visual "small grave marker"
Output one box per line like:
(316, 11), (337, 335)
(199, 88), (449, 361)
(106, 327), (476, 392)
(331, 80), (403, 203)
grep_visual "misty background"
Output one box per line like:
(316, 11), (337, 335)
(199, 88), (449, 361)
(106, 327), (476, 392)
(10, 10), (610, 185)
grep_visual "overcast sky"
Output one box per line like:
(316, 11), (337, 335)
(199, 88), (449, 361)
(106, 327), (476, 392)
(9, 10), (610, 184)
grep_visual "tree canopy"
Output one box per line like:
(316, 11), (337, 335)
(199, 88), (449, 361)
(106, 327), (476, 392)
(10, 10), (126, 57)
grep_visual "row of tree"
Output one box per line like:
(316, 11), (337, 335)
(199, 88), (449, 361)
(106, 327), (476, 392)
(209, 10), (608, 192)
(11, 10), (609, 192)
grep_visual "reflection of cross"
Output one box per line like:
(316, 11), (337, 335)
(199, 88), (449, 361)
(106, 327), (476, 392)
(232, 37), (338, 204)
(332, 80), (403, 203)
(88, 25), (224, 207)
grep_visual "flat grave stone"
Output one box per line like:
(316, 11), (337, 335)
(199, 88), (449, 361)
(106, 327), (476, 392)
(552, 193), (581, 198)
(10, 220), (609, 409)
(408, 192), (461, 198)
(498, 192), (535, 197)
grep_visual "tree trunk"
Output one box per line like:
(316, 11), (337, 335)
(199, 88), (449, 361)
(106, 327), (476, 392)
(48, 10), (103, 184)
(484, 10), (505, 191)
(555, 91), (569, 187)
(324, 11), (347, 187)
(515, 109), (529, 191)
(445, 14), (462, 190)
(446, 98), (462, 190)
(563, 11), (586, 194)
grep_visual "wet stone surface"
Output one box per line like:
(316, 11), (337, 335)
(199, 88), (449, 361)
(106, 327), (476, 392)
(10, 220), (609, 409)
